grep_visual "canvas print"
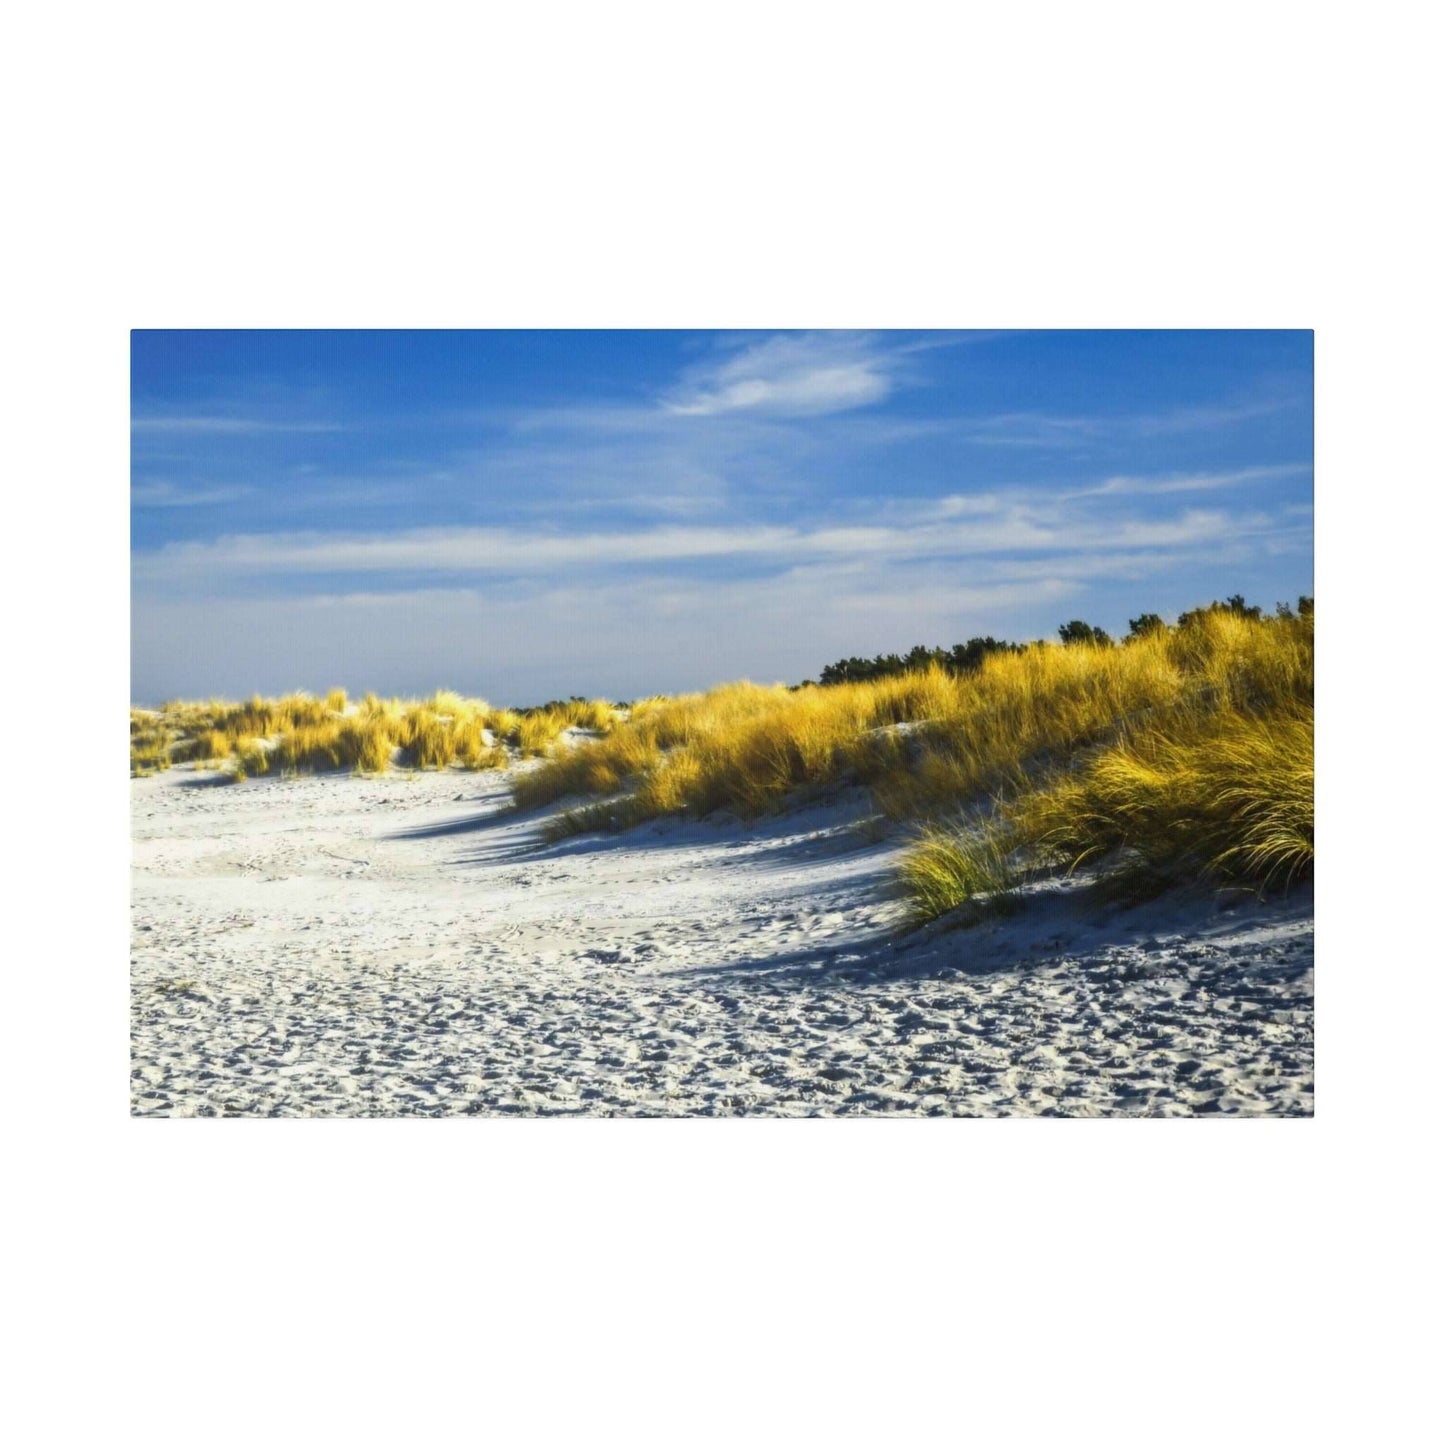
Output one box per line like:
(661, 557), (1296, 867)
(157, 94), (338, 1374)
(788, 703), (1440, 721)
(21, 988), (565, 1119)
(130, 329), (1314, 1117)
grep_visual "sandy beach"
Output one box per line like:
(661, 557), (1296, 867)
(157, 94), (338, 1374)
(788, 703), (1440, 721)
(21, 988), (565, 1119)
(130, 760), (1313, 1117)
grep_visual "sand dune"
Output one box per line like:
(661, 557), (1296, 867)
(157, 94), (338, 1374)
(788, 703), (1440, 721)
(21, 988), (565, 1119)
(131, 766), (1313, 1117)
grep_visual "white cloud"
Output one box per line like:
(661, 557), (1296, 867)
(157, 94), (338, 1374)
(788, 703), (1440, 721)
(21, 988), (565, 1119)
(1132, 398), (1301, 436)
(132, 502), (1297, 593)
(958, 397), (1302, 447)
(662, 333), (896, 417)
(129, 507), (1313, 704)
(132, 481), (253, 507)
(1067, 463), (1312, 498)
(131, 570), (1086, 705)
(135, 522), (1319, 705)
(131, 416), (340, 434)
(933, 493), (1008, 518)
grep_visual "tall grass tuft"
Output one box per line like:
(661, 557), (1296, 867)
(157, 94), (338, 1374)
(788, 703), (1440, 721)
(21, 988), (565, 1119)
(337, 717), (396, 773)
(401, 709), (458, 769)
(232, 740), (272, 780)
(897, 821), (1022, 928)
(1009, 704), (1314, 896)
(130, 711), (174, 776)
(515, 711), (568, 758)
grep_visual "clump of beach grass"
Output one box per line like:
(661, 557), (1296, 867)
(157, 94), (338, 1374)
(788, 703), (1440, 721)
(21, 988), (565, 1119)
(1009, 703), (1314, 896)
(131, 687), (537, 780)
(514, 711), (568, 758)
(505, 698), (620, 758)
(231, 740), (272, 781)
(897, 821), (1022, 928)
(130, 711), (174, 776)
(510, 677), (935, 816)
(892, 614), (1314, 922)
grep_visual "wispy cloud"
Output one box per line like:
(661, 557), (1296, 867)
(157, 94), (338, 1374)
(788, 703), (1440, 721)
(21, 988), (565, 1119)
(503, 334), (907, 431)
(957, 412), (1105, 448)
(133, 523), (1312, 704)
(133, 500), (1302, 592)
(957, 397), (1303, 448)
(133, 572), (1085, 702)
(661, 332), (900, 418)
(131, 415), (341, 434)
(131, 481), (254, 508)
(1065, 463), (1312, 498)
(1132, 398), (1302, 436)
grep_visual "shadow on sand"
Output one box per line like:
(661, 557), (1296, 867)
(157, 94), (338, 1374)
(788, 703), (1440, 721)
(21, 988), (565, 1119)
(665, 880), (1312, 992)
(174, 771), (239, 789)
(391, 795), (893, 875)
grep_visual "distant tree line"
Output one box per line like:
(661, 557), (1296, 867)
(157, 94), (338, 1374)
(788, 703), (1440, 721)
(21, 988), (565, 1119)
(816, 637), (1028, 686)
(809, 595), (1313, 686)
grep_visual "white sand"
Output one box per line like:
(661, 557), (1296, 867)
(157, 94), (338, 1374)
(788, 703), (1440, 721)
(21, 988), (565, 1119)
(131, 766), (1313, 1116)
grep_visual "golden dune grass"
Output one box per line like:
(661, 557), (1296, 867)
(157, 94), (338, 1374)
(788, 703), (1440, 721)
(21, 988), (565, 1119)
(516, 610), (1313, 914)
(132, 689), (617, 779)
(891, 615), (1314, 920)
(515, 675), (952, 815)
(129, 711), (174, 776)
(1010, 702), (1314, 890)
(896, 820), (1022, 927)
(520, 614), (1306, 824)
(130, 609), (1312, 919)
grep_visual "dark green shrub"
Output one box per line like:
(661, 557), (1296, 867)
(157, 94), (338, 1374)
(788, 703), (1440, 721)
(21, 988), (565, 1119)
(1058, 620), (1112, 647)
(1127, 612), (1166, 640)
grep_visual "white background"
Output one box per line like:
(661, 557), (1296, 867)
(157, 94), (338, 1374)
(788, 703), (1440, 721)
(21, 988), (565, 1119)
(4, 2), (1437, 1440)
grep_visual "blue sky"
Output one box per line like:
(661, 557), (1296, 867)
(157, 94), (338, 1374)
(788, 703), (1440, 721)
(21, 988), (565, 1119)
(131, 330), (1313, 705)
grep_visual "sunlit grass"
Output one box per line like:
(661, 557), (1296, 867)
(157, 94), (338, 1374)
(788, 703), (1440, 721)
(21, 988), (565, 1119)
(1008, 703), (1314, 896)
(129, 687), (601, 780)
(512, 609), (1313, 922)
(231, 739), (272, 780)
(506, 698), (620, 757)
(896, 820), (1022, 928)
(514, 711), (568, 758)
(892, 617), (1314, 922)
(485, 707), (521, 742)
(128, 607), (1313, 924)
(511, 678), (905, 814)
(129, 711), (174, 776)
(516, 637), (1204, 827)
